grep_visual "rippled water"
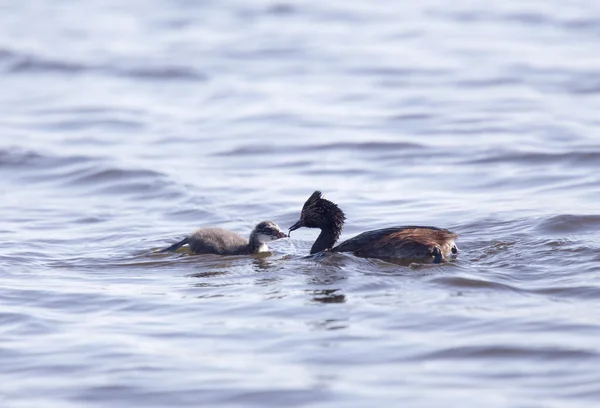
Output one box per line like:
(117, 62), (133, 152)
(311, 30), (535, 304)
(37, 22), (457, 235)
(2, 0), (600, 406)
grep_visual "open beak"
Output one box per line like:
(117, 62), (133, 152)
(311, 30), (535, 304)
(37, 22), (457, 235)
(288, 219), (304, 235)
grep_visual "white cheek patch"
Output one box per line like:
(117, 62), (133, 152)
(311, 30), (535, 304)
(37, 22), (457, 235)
(257, 233), (275, 243)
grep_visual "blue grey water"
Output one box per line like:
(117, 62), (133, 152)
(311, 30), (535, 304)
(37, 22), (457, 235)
(1, 0), (600, 406)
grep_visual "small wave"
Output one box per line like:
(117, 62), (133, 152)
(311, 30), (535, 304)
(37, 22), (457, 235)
(58, 164), (184, 200)
(2, 50), (205, 82)
(532, 285), (600, 300)
(266, 3), (296, 15)
(66, 168), (163, 186)
(453, 76), (522, 88)
(0, 147), (89, 169)
(0, 148), (45, 168)
(435, 9), (600, 36)
(8, 57), (87, 74)
(349, 66), (449, 78)
(420, 345), (597, 361)
(386, 113), (433, 125)
(214, 141), (424, 157)
(0, 48), (17, 61)
(466, 150), (600, 166)
(113, 66), (206, 81)
(430, 276), (522, 292)
(535, 214), (600, 234)
(1, 147), (185, 200)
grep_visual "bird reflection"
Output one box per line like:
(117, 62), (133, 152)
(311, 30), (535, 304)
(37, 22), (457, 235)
(307, 317), (349, 331)
(308, 289), (346, 303)
(187, 270), (229, 279)
(250, 253), (279, 270)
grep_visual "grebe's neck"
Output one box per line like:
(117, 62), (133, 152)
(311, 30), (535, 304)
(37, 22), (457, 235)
(249, 232), (268, 253)
(310, 226), (342, 254)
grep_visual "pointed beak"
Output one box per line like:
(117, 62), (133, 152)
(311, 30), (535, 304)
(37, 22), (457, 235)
(276, 231), (288, 239)
(288, 219), (304, 235)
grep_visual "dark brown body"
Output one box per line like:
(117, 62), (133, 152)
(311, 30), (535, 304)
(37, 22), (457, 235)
(332, 226), (457, 263)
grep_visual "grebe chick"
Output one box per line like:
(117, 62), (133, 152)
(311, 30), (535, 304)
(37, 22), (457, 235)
(160, 221), (287, 255)
(288, 191), (458, 263)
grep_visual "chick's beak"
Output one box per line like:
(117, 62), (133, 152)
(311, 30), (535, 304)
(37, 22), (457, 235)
(288, 219), (304, 235)
(276, 231), (288, 239)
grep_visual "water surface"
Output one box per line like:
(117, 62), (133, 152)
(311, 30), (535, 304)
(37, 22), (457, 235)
(1, 0), (600, 407)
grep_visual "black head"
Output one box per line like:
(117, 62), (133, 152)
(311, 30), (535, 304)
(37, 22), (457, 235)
(288, 191), (346, 234)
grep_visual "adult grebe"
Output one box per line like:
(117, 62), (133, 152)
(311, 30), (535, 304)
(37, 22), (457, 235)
(289, 191), (457, 263)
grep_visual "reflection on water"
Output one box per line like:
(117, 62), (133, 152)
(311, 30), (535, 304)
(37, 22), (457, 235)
(308, 289), (347, 304)
(307, 318), (349, 331)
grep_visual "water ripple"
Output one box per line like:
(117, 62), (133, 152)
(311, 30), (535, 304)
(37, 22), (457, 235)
(1, 50), (205, 81)
(2, 0), (600, 407)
